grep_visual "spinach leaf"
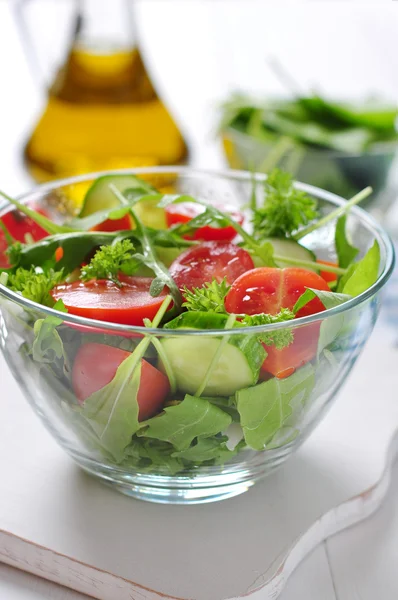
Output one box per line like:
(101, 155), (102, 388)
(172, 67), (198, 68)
(335, 214), (359, 269)
(236, 363), (315, 450)
(139, 394), (232, 451)
(338, 241), (380, 296)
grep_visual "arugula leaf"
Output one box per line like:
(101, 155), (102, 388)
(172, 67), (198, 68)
(31, 300), (67, 364)
(293, 288), (352, 314)
(335, 214), (359, 269)
(338, 241), (380, 296)
(0, 191), (76, 235)
(252, 169), (318, 239)
(236, 363), (315, 450)
(7, 267), (65, 306)
(139, 394), (232, 451)
(80, 239), (140, 285)
(182, 278), (230, 313)
(80, 357), (142, 462)
(171, 436), (236, 463)
(123, 437), (183, 475)
(78, 296), (172, 462)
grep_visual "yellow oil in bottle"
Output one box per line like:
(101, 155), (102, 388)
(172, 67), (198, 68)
(24, 45), (189, 182)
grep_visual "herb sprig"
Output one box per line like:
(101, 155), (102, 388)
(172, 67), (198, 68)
(80, 239), (140, 286)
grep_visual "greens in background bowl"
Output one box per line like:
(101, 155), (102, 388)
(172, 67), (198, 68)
(220, 94), (398, 214)
(0, 167), (394, 504)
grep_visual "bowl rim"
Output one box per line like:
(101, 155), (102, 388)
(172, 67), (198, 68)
(222, 125), (398, 159)
(0, 166), (395, 337)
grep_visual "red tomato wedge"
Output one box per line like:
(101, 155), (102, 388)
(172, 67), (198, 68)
(169, 241), (254, 294)
(317, 259), (338, 284)
(165, 202), (244, 241)
(225, 267), (329, 378)
(91, 214), (132, 233)
(51, 276), (169, 326)
(72, 343), (170, 420)
(0, 206), (49, 268)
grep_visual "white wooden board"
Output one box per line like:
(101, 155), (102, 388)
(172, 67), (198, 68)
(0, 304), (397, 600)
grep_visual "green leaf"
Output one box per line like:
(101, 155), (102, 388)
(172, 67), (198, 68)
(338, 241), (380, 296)
(240, 308), (295, 349)
(335, 214), (359, 269)
(31, 300), (67, 364)
(171, 436), (235, 463)
(80, 239), (140, 284)
(182, 278), (230, 314)
(80, 356), (142, 462)
(123, 437), (183, 475)
(140, 394), (232, 451)
(7, 267), (65, 306)
(293, 288), (352, 314)
(236, 363), (315, 450)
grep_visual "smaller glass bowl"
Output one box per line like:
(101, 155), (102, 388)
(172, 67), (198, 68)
(222, 128), (398, 218)
(0, 167), (395, 504)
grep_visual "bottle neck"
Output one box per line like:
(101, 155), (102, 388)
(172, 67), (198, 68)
(75, 0), (137, 52)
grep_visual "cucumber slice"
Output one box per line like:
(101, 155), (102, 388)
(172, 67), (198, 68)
(80, 174), (167, 230)
(252, 238), (316, 269)
(161, 312), (265, 396)
(80, 175), (155, 217)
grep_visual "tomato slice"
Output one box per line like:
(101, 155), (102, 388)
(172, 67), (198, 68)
(91, 214), (132, 233)
(0, 205), (49, 268)
(51, 276), (169, 326)
(317, 259), (338, 284)
(72, 343), (170, 420)
(225, 267), (329, 378)
(165, 202), (244, 241)
(169, 241), (254, 293)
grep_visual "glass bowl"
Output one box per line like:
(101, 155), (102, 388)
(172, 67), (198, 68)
(222, 128), (398, 218)
(0, 167), (395, 504)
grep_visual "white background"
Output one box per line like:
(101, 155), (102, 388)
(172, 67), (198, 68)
(1, 1), (398, 598)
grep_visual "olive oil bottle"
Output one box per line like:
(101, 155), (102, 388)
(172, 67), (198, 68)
(23, 0), (189, 181)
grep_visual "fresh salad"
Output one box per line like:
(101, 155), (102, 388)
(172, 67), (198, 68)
(0, 170), (381, 474)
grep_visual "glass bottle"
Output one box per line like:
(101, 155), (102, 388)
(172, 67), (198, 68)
(17, 0), (189, 181)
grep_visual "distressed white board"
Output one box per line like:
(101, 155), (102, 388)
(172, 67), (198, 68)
(0, 306), (397, 600)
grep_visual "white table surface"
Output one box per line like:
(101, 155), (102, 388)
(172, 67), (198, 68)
(1, 2), (398, 598)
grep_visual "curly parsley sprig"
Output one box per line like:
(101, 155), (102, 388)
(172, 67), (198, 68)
(80, 239), (139, 286)
(5, 267), (65, 307)
(182, 278), (231, 313)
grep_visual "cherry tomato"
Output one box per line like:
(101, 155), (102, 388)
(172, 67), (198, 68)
(317, 259), (338, 284)
(91, 214), (132, 233)
(0, 205), (49, 268)
(72, 343), (170, 420)
(225, 267), (329, 378)
(165, 202), (244, 241)
(51, 276), (169, 326)
(169, 241), (254, 293)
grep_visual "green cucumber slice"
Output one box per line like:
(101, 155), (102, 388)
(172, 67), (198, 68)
(252, 238), (316, 269)
(161, 312), (265, 396)
(80, 174), (167, 230)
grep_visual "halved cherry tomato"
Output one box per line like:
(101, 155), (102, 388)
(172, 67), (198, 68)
(225, 267), (329, 378)
(165, 202), (244, 241)
(169, 241), (254, 293)
(51, 276), (169, 326)
(91, 214), (132, 233)
(0, 205), (49, 268)
(72, 343), (170, 420)
(317, 259), (338, 284)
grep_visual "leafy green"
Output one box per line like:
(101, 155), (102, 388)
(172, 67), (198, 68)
(139, 394), (232, 451)
(6, 267), (65, 306)
(240, 308), (295, 349)
(182, 278), (230, 313)
(123, 437), (183, 475)
(335, 214), (359, 269)
(80, 357), (142, 462)
(31, 299), (67, 364)
(171, 435), (236, 463)
(5, 241), (24, 266)
(293, 288), (352, 314)
(252, 169), (318, 239)
(236, 363), (315, 450)
(80, 239), (140, 285)
(338, 241), (380, 296)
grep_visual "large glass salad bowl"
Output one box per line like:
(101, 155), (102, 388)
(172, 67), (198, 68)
(0, 167), (394, 504)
